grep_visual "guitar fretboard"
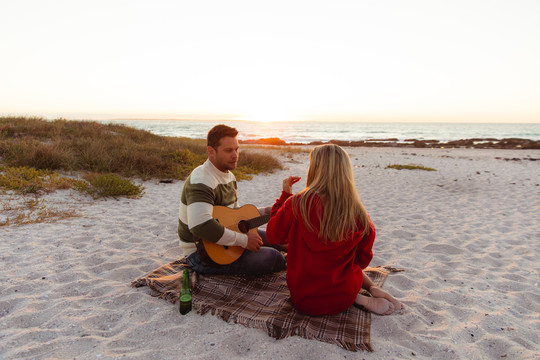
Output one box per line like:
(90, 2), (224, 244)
(238, 214), (270, 233)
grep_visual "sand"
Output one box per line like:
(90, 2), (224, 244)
(1, 147), (539, 360)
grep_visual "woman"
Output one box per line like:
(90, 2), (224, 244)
(266, 144), (403, 316)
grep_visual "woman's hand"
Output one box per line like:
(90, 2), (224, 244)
(283, 176), (301, 194)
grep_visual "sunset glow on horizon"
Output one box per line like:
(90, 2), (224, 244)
(1, 1), (539, 124)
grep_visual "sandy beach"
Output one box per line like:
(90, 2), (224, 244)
(1, 147), (539, 360)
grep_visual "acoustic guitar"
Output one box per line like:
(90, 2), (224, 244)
(195, 204), (270, 265)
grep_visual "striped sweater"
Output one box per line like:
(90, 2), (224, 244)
(178, 159), (249, 256)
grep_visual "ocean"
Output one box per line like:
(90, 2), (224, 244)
(95, 120), (540, 144)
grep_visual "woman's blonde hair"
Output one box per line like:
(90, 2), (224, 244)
(293, 144), (371, 241)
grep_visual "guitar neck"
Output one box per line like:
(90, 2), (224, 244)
(250, 214), (270, 229)
(238, 213), (271, 233)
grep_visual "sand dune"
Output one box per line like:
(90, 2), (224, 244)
(1, 147), (539, 359)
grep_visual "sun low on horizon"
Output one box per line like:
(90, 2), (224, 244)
(1, 1), (540, 124)
(245, 116), (281, 124)
(239, 108), (307, 123)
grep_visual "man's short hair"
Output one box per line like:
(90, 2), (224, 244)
(207, 124), (239, 149)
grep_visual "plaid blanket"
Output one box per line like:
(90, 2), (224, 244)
(131, 258), (402, 352)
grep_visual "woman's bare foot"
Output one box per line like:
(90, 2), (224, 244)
(369, 286), (404, 310)
(355, 293), (395, 315)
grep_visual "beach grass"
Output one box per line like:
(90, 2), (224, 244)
(75, 173), (145, 199)
(0, 117), (284, 224)
(386, 164), (437, 171)
(0, 165), (144, 198)
(0, 116), (284, 182)
(0, 165), (76, 194)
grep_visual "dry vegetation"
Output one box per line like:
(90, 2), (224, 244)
(386, 164), (437, 171)
(0, 195), (80, 226)
(0, 116), (283, 180)
(0, 116), (284, 225)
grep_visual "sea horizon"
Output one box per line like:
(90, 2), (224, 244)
(89, 119), (540, 144)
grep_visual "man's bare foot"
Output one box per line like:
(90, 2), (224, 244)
(355, 294), (395, 315)
(369, 286), (404, 310)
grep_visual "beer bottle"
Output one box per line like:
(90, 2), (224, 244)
(179, 269), (192, 315)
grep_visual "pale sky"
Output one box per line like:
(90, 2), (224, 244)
(1, 0), (539, 123)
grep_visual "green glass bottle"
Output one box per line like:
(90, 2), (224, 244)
(179, 269), (192, 315)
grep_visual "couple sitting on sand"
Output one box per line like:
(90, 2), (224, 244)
(178, 124), (404, 316)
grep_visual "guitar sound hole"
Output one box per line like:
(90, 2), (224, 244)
(238, 220), (249, 233)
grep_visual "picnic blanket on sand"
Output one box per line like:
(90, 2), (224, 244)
(131, 258), (403, 352)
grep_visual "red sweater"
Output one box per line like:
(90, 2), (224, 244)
(267, 191), (375, 316)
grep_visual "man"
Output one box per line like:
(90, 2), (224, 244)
(178, 124), (286, 274)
